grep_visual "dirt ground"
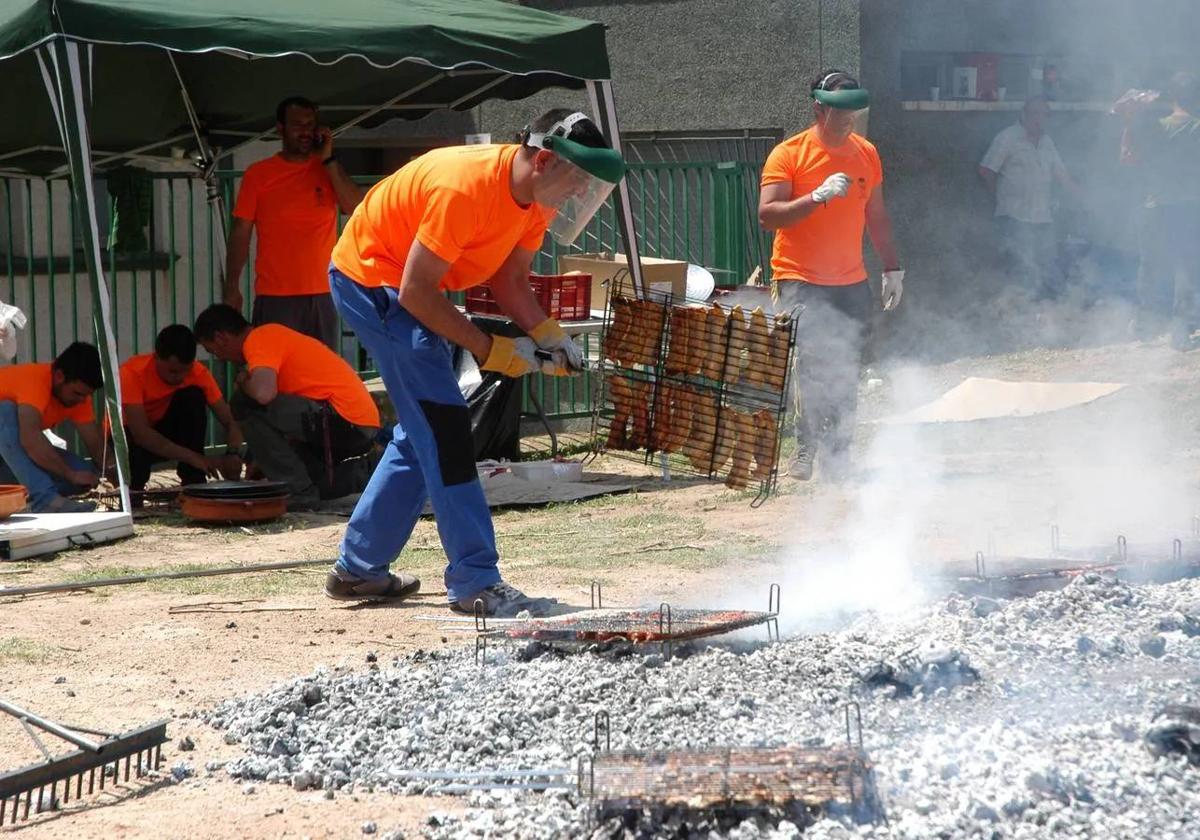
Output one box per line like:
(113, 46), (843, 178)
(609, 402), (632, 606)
(3, 335), (1200, 838)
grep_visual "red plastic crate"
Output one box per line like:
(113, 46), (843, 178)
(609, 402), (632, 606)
(465, 273), (593, 321)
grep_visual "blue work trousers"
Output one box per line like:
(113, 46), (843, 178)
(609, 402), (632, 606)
(0, 401), (92, 511)
(329, 267), (500, 602)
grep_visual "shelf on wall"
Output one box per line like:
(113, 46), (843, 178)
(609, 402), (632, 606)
(901, 101), (1111, 112)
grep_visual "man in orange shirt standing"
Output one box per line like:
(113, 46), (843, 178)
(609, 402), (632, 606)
(120, 324), (245, 496)
(759, 70), (904, 482)
(224, 97), (365, 350)
(0, 342), (108, 512)
(193, 304), (380, 509)
(324, 109), (624, 615)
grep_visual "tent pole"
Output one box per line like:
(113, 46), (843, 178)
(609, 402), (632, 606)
(219, 71), (452, 166)
(325, 72), (449, 138)
(39, 39), (131, 512)
(588, 80), (645, 299)
(167, 53), (229, 286)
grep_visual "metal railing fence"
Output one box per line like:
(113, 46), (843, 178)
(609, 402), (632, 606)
(1, 161), (768, 439)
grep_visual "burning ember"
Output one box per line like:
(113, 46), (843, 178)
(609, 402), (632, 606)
(505, 606), (778, 644)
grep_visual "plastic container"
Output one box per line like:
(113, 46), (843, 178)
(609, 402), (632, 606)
(466, 274), (593, 321)
(508, 460), (584, 482)
(0, 484), (27, 519)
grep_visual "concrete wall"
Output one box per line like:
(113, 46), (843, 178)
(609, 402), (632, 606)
(480, 0), (860, 139)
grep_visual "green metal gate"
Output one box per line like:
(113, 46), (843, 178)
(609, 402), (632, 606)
(1, 160), (770, 433)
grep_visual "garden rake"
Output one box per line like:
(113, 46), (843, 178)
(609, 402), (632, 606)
(0, 698), (168, 823)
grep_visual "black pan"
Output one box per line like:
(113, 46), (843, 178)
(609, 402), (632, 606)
(181, 480), (291, 500)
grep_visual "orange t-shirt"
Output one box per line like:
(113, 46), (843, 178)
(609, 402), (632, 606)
(243, 324), (379, 428)
(119, 353), (224, 425)
(761, 128), (884, 286)
(232, 154), (337, 297)
(0, 362), (94, 429)
(331, 144), (549, 291)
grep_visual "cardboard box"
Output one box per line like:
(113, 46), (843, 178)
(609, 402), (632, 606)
(557, 252), (688, 314)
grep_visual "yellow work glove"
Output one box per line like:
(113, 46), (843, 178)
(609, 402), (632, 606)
(529, 317), (584, 375)
(480, 335), (540, 378)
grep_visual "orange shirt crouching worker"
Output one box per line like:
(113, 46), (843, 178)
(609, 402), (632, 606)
(224, 97), (365, 350)
(193, 305), (380, 509)
(323, 109), (624, 616)
(120, 324), (245, 498)
(0, 342), (109, 512)
(758, 69), (903, 482)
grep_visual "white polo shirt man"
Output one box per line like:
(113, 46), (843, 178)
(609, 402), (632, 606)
(979, 97), (1076, 297)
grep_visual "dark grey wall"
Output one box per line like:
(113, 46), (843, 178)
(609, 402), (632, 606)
(480, 0), (860, 138)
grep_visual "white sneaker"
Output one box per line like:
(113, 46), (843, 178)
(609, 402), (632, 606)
(453, 581), (556, 618)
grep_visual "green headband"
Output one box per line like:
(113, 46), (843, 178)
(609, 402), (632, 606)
(813, 88), (870, 110)
(541, 135), (626, 184)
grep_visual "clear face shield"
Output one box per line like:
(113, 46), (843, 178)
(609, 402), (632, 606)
(813, 87), (870, 143)
(524, 113), (626, 245)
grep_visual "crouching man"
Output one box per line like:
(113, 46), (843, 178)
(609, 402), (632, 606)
(192, 304), (379, 508)
(121, 324), (245, 494)
(0, 342), (108, 512)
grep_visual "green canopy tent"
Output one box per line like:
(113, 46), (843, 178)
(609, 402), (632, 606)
(0, 0), (647, 513)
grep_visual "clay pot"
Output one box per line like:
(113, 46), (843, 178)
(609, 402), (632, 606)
(180, 494), (288, 524)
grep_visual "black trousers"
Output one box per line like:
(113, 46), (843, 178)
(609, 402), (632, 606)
(231, 391), (377, 505)
(775, 279), (873, 473)
(126, 385), (208, 489)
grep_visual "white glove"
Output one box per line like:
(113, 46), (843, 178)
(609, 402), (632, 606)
(882, 270), (905, 311)
(480, 335), (543, 378)
(0, 301), (27, 361)
(548, 337), (583, 372)
(529, 318), (584, 375)
(811, 172), (851, 204)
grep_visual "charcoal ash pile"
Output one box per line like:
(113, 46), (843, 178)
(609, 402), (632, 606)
(208, 574), (1200, 838)
(859, 638), (981, 698)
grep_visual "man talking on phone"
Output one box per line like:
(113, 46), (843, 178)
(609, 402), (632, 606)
(224, 97), (365, 350)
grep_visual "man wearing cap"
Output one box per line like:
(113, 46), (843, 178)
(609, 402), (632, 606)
(758, 69), (903, 482)
(324, 108), (625, 616)
(224, 96), (365, 349)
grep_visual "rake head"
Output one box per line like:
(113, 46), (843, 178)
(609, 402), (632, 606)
(0, 700), (168, 824)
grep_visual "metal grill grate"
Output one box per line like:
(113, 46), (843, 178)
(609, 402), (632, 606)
(503, 606), (774, 644)
(469, 585), (780, 664)
(588, 746), (878, 817)
(580, 705), (884, 826)
(590, 284), (796, 507)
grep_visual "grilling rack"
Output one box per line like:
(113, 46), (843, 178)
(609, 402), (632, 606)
(931, 523), (1200, 599)
(0, 699), (168, 824)
(588, 283), (797, 507)
(470, 582), (781, 664)
(579, 703), (885, 828)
